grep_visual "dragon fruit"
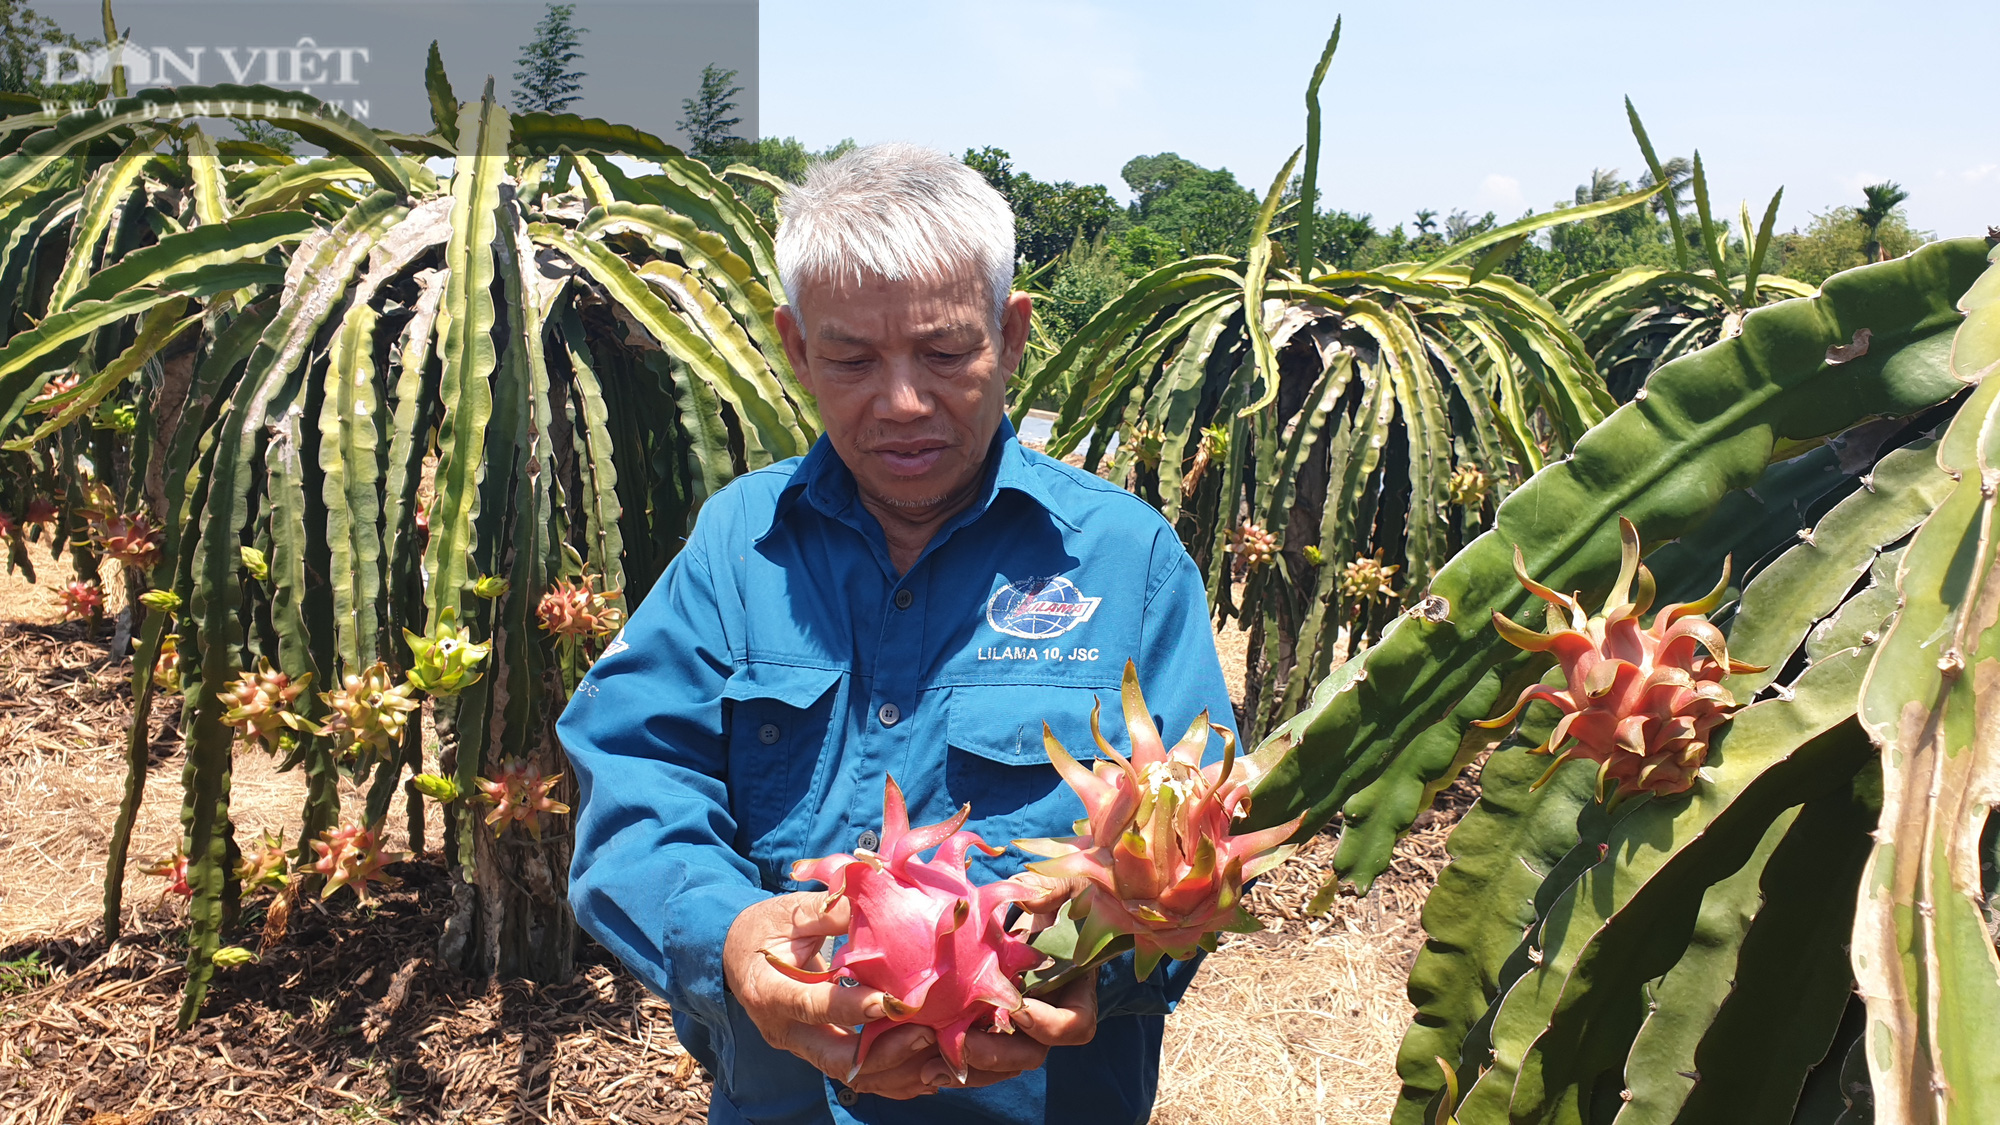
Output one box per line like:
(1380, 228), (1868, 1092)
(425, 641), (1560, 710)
(1232, 523), (1276, 570)
(1015, 661), (1304, 978)
(235, 830), (290, 892)
(310, 821), (406, 904)
(317, 660), (420, 762)
(91, 510), (164, 571)
(30, 372), (78, 403)
(1474, 517), (1763, 803)
(771, 777), (1044, 1084)
(1340, 550), (1400, 603)
(23, 497), (57, 526)
(58, 580), (103, 621)
(536, 574), (625, 641)
(143, 851), (193, 897)
(476, 761), (571, 838)
(1448, 462), (1490, 508)
(152, 634), (183, 694)
(221, 660), (313, 754)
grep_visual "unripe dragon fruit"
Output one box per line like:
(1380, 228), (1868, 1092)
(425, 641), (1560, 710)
(152, 634), (183, 694)
(1448, 462), (1490, 508)
(91, 510), (164, 570)
(536, 574), (625, 641)
(1232, 523), (1276, 570)
(235, 830), (290, 892)
(773, 777), (1045, 1085)
(1474, 517), (1764, 803)
(317, 660), (420, 762)
(1340, 550), (1400, 603)
(58, 580), (103, 621)
(403, 607), (490, 696)
(221, 660), (312, 754)
(1015, 661), (1304, 978)
(476, 761), (571, 838)
(310, 821), (406, 904)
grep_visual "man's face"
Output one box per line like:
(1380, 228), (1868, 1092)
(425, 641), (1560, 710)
(778, 270), (1032, 515)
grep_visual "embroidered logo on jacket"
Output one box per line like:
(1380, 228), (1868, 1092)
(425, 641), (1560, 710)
(985, 576), (1101, 640)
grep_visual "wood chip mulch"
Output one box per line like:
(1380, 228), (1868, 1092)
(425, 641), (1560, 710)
(0, 865), (711, 1124)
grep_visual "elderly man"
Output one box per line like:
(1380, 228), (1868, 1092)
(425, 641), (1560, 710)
(558, 143), (1236, 1124)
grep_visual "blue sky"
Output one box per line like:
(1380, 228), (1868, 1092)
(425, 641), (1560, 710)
(761, 0), (1997, 240)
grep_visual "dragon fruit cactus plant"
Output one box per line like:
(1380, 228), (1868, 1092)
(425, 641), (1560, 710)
(1474, 517), (1763, 804)
(771, 777), (1044, 1085)
(310, 821), (406, 904)
(220, 660), (313, 754)
(317, 660), (420, 763)
(1015, 661), (1305, 979)
(476, 761), (572, 838)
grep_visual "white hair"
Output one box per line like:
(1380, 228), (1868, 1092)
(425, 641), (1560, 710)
(775, 142), (1016, 325)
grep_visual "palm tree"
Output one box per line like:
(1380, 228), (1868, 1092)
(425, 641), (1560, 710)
(1413, 208), (1438, 235)
(1638, 155), (1692, 218)
(1859, 181), (1909, 262)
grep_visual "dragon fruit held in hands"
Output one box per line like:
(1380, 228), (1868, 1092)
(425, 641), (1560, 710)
(1474, 517), (1764, 804)
(770, 777), (1044, 1085)
(1015, 661), (1304, 979)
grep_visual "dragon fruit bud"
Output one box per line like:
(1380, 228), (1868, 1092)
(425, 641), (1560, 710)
(474, 574), (511, 599)
(310, 821), (406, 904)
(240, 546), (269, 581)
(536, 574), (626, 641)
(211, 946), (257, 968)
(152, 634), (183, 694)
(774, 776), (1045, 1084)
(402, 607), (489, 696)
(411, 773), (460, 802)
(91, 510), (164, 570)
(58, 580), (103, 621)
(143, 851), (193, 897)
(138, 589), (181, 613)
(317, 661), (420, 762)
(235, 831), (290, 892)
(221, 659), (313, 754)
(476, 761), (572, 838)
(1474, 517), (1765, 804)
(1015, 661), (1304, 979)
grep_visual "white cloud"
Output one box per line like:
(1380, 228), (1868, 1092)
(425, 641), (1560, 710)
(1959, 163), (1998, 183)
(1477, 173), (1524, 213)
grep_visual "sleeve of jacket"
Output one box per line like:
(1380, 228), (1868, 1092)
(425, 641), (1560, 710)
(1094, 526), (1241, 1021)
(557, 522), (767, 1032)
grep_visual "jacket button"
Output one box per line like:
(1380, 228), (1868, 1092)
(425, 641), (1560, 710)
(758, 723), (780, 745)
(836, 1086), (860, 1107)
(857, 829), (880, 851)
(895, 589), (914, 610)
(878, 702), (900, 727)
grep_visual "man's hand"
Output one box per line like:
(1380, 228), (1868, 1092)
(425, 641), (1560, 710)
(724, 893), (940, 1100)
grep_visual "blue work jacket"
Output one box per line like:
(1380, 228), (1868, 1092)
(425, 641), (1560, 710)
(558, 420), (1238, 1124)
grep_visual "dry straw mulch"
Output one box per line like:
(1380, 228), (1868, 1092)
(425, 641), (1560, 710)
(0, 568), (1468, 1124)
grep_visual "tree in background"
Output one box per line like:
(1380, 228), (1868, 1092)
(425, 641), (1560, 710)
(1768, 202), (1932, 285)
(963, 146), (1118, 269)
(231, 121), (299, 157)
(1117, 152), (1258, 258)
(512, 2), (587, 113)
(1041, 233), (1127, 342)
(1859, 180), (1911, 263)
(0, 0), (93, 101)
(679, 63), (744, 168)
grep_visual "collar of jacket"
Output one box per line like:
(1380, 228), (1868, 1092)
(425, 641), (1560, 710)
(755, 416), (1085, 550)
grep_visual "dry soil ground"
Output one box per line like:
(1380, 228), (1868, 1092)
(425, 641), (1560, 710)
(0, 555), (1463, 1125)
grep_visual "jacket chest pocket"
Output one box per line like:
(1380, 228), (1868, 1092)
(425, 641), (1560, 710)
(940, 682), (1125, 847)
(722, 663), (844, 879)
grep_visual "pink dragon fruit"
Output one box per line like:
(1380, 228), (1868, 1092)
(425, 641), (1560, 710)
(310, 821), (406, 904)
(770, 777), (1045, 1084)
(1015, 661), (1304, 978)
(476, 761), (571, 838)
(1475, 516), (1764, 803)
(58, 580), (103, 621)
(143, 851), (193, 897)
